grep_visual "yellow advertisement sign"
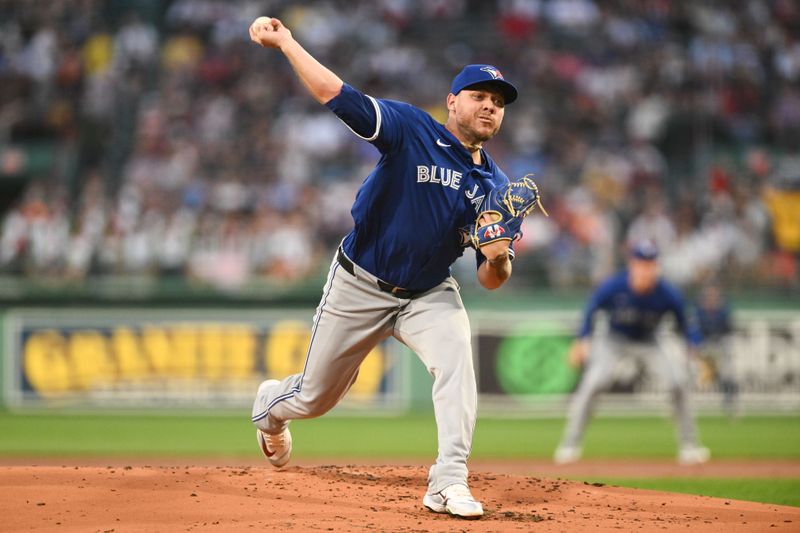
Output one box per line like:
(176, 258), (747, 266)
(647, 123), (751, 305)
(764, 187), (800, 252)
(10, 312), (394, 407)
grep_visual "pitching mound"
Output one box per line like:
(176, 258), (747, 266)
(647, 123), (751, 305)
(2, 464), (797, 532)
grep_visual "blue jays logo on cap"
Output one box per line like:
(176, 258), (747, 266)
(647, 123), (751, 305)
(451, 64), (518, 105)
(629, 240), (659, 260)
(480, 66), (503, 79)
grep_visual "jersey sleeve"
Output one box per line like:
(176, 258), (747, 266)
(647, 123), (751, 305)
(666, 284), (703, 346)
(324, 83), (408, 153)
(577, 278), (615, 338)
(720, 305), (734, 335)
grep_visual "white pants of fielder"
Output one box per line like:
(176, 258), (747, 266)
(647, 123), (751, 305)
(560, 332), (701, 450)
(251, 250), (477, 494)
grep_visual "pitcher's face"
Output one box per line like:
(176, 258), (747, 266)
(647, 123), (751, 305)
(447, 85), (505, 144)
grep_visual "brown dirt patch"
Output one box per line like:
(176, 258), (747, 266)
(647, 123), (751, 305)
(2, 464), (798, 532)
(5, 457), (798, 479)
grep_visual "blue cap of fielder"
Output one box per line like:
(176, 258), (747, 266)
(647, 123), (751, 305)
(630, 240), (659, 261)
(450, 64), (518, 105)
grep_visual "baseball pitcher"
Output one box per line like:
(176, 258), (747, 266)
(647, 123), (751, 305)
(248, 16), (546, 519)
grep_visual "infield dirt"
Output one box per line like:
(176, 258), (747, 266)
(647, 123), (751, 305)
(2, 462), (799, 532)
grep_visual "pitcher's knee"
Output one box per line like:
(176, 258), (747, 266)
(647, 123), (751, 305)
(299, 392), (339, 418)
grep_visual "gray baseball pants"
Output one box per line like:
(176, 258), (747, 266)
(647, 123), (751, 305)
(560, 332), (700, 450)
(252, 249), (477, 494)
(700, 336), (738, 413)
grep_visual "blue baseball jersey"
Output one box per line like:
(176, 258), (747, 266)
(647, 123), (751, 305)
(325, 83), (513, 291)
(693, 301), (733, 340)
(577, 271), (701, 345)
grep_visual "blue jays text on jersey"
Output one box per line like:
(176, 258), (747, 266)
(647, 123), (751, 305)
(325, 83), (514, 291)
(416, 165), (463, 190)
(577, 271), (702, 345)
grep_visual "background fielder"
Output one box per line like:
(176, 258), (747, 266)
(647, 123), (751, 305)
(693, 284), (739, 417)
(247, 16), (534, 519)
(555, 240), (711, 466)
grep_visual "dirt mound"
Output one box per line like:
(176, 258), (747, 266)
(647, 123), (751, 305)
(1, 464), (797, 532)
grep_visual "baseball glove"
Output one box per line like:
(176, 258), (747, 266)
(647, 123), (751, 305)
(467, 174), (548, 249)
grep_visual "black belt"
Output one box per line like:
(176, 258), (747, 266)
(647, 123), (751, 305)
(336, 247), (420, 299)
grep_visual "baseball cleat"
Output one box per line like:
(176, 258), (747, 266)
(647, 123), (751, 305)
(256, 427), (292, 467)
(423, 483), (484, 519)
(553, 445), (582, 465)
(678, 445), (710, 465)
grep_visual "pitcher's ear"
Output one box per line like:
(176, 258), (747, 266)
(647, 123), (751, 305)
(446, 92), (457, 111)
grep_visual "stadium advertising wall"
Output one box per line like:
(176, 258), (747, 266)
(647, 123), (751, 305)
(3, 309), (799, 412)
(3, 309), (403, 409)
(470, 310), (800, 413)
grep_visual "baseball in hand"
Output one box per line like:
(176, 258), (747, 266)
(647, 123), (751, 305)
(253, 16), (273, 30)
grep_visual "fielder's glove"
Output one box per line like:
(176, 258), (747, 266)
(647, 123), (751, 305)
(462, 174), (548, 249)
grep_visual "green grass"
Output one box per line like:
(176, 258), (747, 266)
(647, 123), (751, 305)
(580, 478), (800, 508)
(1, 411), (798, 507)
(474, 415), (800, 460)
(0, 411), (798, 460)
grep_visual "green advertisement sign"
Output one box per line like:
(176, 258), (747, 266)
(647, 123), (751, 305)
(494, 324), (578, 395)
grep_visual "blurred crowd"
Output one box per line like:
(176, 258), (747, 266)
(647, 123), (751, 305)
(1, 0), (799, 292)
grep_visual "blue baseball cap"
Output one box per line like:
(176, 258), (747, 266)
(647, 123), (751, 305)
(450, 64), (518, 105)
(629, 240), (659, 261)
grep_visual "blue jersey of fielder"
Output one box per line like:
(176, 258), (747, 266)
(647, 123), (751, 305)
(325, 84), (513, 292)
(694, 301), (732, 341)
(577, 271), (702, 345)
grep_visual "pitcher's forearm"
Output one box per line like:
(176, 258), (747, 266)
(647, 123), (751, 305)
(477, 254), (511, 290)
(279, 39), (343, 104)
